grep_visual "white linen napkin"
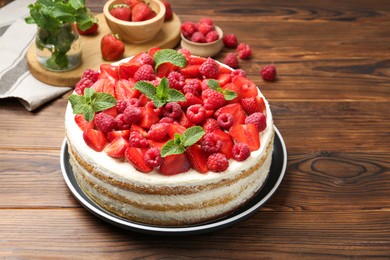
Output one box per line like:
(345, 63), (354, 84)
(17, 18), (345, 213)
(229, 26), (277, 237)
(0, 0), (72, 111)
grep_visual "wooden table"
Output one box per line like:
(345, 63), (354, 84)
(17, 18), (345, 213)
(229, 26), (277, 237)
(1, 0), (389, 258)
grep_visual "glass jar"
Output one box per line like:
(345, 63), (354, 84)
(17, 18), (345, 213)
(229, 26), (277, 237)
(35, 23), (82, 72)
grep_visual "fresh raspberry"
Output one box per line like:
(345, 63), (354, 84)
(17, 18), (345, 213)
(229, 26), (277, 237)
(115, 114), (130, 130)
(222, 34), (238, 48)
(231, 69), (246, 78)
(178, 48), (191, 61)
(94, 113), (116, 133)
(144, 147), (162, 168)
(202, 118), (219, 132)
(186, 104), (206, 124)
(138, 52), (155, 66)
(116, 98), (141, 113)
(183, 79), (202, 96)
(205, 30), (219, 43)
(180, 92), (203, 109)
(199, 57), (220, 79)
(198, 22), (213, 35)
(129, 130), (149, 148)
(190, 31), (206, 43)
(237, 43), (252, 59)
(201, 132), (222, 153)
(202, 88), (225, 110)
(260, 65), (277, 81)
(75, 77), (93, 95)
(148, 123), (168, 141)
(167, 71), (185, 90)
(123, 105), (142, 125)
(232, 142), (251, 161)
(207, 153), (229, 172)
(163, 102), (182, 119)
(217, 113), (234, 130)
(245, 112), (267, 131)
(199, 17), (214, 25)
(181, 21), (198, 38)
(159, 117), (175, 124)
(224, 53), (239, 69)
(81, 69), (99, 82)
(241, 97), (259, 115)
(134, 64), (156, 81)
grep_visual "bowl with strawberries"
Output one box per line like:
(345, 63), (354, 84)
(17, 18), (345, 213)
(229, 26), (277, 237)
(103, 0), (166, 44)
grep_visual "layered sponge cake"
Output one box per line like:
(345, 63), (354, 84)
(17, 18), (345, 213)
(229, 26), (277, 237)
(65, 48), (274, 226)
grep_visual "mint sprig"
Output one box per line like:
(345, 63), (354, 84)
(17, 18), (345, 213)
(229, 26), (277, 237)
(153, 49), (187, 71)
(161, 126), (205, 157)
(207, 79), (237, 101)
(134, 77), (186, 108)
(69, 88), (116, 122)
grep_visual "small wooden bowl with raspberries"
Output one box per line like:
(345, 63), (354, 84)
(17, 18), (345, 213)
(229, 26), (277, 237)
(103, 0), (166, 44)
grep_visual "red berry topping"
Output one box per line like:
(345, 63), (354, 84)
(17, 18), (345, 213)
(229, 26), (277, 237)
(190, 31), (206, 43)
(186, 144), (208, 173)
(245, 112), (267, 132)
(202, 118), (219, 132)
(207, 153), (229, 172)
(186, 104), (206, 124)
(75, 77), (93, 95)
(81, 69), (99, 82)
(144, 147), (163, 168)
(237, 43), (252, 59)
(217, 113), (234, 130)
(241, 96), (264, 115)
(134, 64), (156, 81)
(167, 71), (185, 90)
(180, 92), (203, 109)
(181, 21), (198, 38)
(222, 34), (238, 48)
(183, 79), (202, 96)
(125, 147), (153, 173)
(148, 123), (168, 141)
(199, 58), (220, 79)
(260, 65), (277, 81)
(205, 30), (219, 43)
(160, 117), (175, 124)
(232, 142), (251, 161)
(163, 102), (182, 119)
(83, 128), (108, 152)
(115, 114), (130, 130)
(94, 112), (116, 133)
(129, 130), (149, 148)
(231, 69), (246, 78)
(224, 52), (239, 69)
(201, 132), (222, 153)
(104, 136), (129, 158)
(123, 105), (142, 125)
(202, 88), (225, 110)
(137, 52), (155, 66)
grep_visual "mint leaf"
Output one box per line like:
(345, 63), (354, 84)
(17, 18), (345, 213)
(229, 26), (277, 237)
(134, 81), (157, 99)
(154, 49), (187, 71)
(207, 79), (237, 101)
(167, 89), (186, 102)
(161, 140), (186, 157)
(91, 93), (117, 111)
(224, 89), (237, 101)
(161, 126), (205, 157)
(182, 126), (205, 147)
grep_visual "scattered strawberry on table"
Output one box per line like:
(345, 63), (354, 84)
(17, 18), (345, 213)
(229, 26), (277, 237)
(100, 34), (125, 61)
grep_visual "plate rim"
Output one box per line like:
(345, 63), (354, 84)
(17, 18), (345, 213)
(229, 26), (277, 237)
(60, 125), (287, 235)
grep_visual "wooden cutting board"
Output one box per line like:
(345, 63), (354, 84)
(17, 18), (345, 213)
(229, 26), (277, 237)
(26, 13), (182, 87)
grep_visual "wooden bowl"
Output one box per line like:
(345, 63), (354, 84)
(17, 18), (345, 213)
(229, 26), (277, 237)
(180, 26), (224, 57)
(103, 0), (166, 44)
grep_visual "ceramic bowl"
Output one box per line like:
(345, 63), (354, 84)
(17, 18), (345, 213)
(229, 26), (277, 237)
(180, 26), (224, 57)
(103, 0), (166, 44)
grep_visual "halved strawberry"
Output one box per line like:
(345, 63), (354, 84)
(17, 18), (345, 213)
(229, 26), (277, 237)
(180, 65), (200, 78)
(188, 56), (207, 65)
(230, 124), (260, 151)
(213, 129), (234, 159)
(107, 130), (130, 142)
(219, 64), (233, 74)
(179, 112), (193, 128)
(167, 124), (186, 139)
(232, 76), (258, 98)
(215, 103), (246, 125)
(148, 140), (166, 149)
(222, 82), (241, 103)
(159, 153), (191, 175)
(99, 64), (118, 80)
(125, 147), (153, 173)
(131, 124), (148, 137)
(116, 63), (140, 80)
(114, 78), (139, 100)
(74, 114), (94, 131)
(92, 77), (115, 96)
(186, 144), (208, 173)
(217, 73), (231, 87)
(156, 62), (178, 78)
(139, 106), (159, 129)
(147, 47), (162, 57)
(83, 128), (108, 152)
(105, 136), (129, 158)
(101, 106), (118, 118)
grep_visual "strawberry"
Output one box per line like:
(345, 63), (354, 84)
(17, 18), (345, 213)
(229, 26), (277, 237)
(101, 34), (125, 61)
(110, 4), (132, 21)
(217, 73), (231, 87)
(132, 2), (152, 22)
(104, 136), (129, 158)
(107, 130), (131, 142)
(99, 64), (118, 80)
(215, 103), (246, 125)
(188, 56), (207, 65)
(76, 22), (98, 35)
(159, 153), (191, 175)
(232, 76), (258, 99)
(131, 124), (148, 137)
(167, 124), (186, 139)
(116, 63), (140, 80)
(83, 128), (108, 152)
(114, 79), (140, 100)
(147, 47), (162, 57)
(180, 65), (201, 78)
(74, 114), (95, 131)
(125, 147), (153, 173)
(213, 129), (234, 159)
(139, 106), (159, 129)
(156, 62), (178, 78)
(125, 0), (141, 8)
(162, 0), (173, 21)
(230, 124), (260, 151)
(186, 144), (208, 173)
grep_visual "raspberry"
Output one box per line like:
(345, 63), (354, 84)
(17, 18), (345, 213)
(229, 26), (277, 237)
(163, 102), (182, 119)
(129, 130), (149, 148)
(180, 92), (202, 109)
(232, 142), (250, 161)
(148, 123), (168, 141)
(199, 58), (220, 79)
(94, 113), (116, 133)
(237, 43), (252, 59)
(134, 64), (156, 81)
(183, 79), (202, 96)
(224, 53), (239, 69)
(138, 52), (154, 66)
(217, 113), (234, 130)
(207, 153), (229, 172)
(201, 132), (222, 153)
(190, 31), (206, 43)
(231, 69), (246, 78)
(198, 22), (213, 35)
(75, 77), (93, 95)
(123, 105), (142, 125)
(202, 88), (225, 110)
(260, 65), (277, 81)
(245, 112), (267, 131)
(199, 17), (214, 25)
(81, 69), (99, 82)
(202, 118), (219, 132)
(186, 104), (206, 124)
(160, 117), (175, 124)
(116, 98), (141, 113)
(241, 97), (259, 115)
(222, 34), (238, 48)
(205, 30), (219, 43)
(144, 147), (162, 168)
(181, 21), (198, 38)
(115, 114), (130, 130)
(167, 71), (185, 90)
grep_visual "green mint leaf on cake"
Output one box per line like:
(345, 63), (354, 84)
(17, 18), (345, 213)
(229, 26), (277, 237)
(161, 126), (205, 157)
(153, 49), (187, 71)
(207, 79), (237, 101)
(134, 77), (186, 108)
(69, 88), (116, 122)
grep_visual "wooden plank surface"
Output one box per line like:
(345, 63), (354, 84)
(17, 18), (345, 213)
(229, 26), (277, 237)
(1, 0), (390, 259)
